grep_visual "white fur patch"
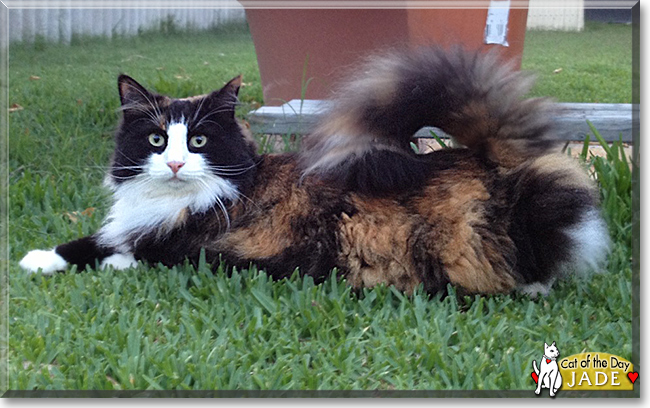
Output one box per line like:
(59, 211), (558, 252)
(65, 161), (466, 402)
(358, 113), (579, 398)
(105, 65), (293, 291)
(98, 173), (238, 251)
(165, 122), (189, 164)
(562, 209), (611, 276)
(100, 253), (138, 270)
(518, 280), (555, 298)
(19, 249), (68, 274)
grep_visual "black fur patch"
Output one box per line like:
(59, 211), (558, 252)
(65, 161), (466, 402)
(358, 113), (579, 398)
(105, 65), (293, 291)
(507, 168), (597, 283)
(55, 235), (115, 270)
(340, 149), (430, 195)
(129, 216), (216, 268)
(331, 148), (478, 196)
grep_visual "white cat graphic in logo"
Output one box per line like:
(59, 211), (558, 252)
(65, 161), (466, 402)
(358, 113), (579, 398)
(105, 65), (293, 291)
(532, 341), (563, 397)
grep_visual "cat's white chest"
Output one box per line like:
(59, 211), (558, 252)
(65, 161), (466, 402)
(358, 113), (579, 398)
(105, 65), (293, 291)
(97, 174), (238, 251)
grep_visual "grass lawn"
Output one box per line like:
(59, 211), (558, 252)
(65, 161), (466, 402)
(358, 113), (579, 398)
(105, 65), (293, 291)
(5, 22), (634, 391)
(522, 21), (633, 103)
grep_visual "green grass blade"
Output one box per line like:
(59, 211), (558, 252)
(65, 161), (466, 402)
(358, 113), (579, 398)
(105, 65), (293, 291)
(580, 134), (591, 161)
(587, 120), (612, 156)
(430, 130), (449, 149)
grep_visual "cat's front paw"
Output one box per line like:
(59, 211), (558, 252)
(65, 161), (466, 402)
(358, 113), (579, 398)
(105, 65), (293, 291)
(19, 249), (68, 274)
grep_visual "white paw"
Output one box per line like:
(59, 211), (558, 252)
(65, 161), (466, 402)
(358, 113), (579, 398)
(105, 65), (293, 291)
(19, 249), (68, 275)
(518, 280), (555, 298)
(100, 253), (138, 270)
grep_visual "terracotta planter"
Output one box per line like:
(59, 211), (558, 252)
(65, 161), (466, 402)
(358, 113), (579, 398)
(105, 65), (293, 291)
(240, 2), (529, 105)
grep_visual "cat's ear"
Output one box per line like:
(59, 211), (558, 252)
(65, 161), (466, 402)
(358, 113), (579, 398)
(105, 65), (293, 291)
(219, 75), (242, 98)
(551, 341), (556, 346)
(118, 74), (155, 107)
(544, 342), (549, 348)
(204, 75), (242, 115)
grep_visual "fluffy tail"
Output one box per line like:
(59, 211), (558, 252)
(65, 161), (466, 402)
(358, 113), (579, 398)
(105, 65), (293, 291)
(300, 47), (556, 182)
(533, 360), (540, 375)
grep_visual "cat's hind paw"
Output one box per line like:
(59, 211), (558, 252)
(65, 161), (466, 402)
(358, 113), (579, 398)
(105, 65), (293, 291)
(100, 253), (138, 270)
(19, 249), (68, 275)
(518, 280), (555, 298)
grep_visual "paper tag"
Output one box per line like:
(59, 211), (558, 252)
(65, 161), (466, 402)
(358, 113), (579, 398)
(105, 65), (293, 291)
(485, 0), (510, 46)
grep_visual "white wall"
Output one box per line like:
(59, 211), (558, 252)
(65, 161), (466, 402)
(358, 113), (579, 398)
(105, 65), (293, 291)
(527, 0), (585, 31)
(7, 5), (246, 44)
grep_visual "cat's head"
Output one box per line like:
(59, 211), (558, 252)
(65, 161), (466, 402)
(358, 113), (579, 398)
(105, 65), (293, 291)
(544, 342), (560, 358)
(108, 74), (258, 210)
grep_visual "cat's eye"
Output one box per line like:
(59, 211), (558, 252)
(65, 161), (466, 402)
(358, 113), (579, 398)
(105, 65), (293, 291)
(190, 135), (208, 148)
(148, 134), (165, 147)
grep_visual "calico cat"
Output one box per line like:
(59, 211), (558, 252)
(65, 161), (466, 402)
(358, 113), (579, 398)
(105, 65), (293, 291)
(20, 47), (611, 296)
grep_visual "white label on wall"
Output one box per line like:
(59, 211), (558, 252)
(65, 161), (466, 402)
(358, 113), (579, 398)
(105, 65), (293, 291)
(485, 0), (511, 46)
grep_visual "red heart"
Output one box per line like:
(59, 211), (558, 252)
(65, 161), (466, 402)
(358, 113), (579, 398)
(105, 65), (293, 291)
(627, 372), (638, 384)
(532, 372), (539, 384)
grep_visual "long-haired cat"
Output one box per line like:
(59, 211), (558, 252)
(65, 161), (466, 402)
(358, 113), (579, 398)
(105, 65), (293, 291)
(20, 47), (610, 296)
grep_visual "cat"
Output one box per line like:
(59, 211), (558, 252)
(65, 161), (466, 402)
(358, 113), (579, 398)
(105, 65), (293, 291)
(533, 341), (563, 397)
(19, 47), (611, 296)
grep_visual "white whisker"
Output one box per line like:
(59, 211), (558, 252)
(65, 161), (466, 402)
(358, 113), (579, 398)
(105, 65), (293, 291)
(197, 178), (232, 231)
(199, 180), (221, 231)
(192, 102), (238, 130)
(122, 105), (163, 128)
(190, 94), (209, 129)
(233, 190), (260, 212)
(114, 149), (144, 167)
(111, 166), (145, 171)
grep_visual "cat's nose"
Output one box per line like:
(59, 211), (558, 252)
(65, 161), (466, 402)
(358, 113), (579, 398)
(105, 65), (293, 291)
(167, 161), (185, 174)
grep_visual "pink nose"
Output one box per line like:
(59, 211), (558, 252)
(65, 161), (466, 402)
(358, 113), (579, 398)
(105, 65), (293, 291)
(167, 161), (185, 174)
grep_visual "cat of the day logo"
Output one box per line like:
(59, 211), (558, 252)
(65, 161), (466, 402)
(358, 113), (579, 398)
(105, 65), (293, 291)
(531, 342), (638, 396)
